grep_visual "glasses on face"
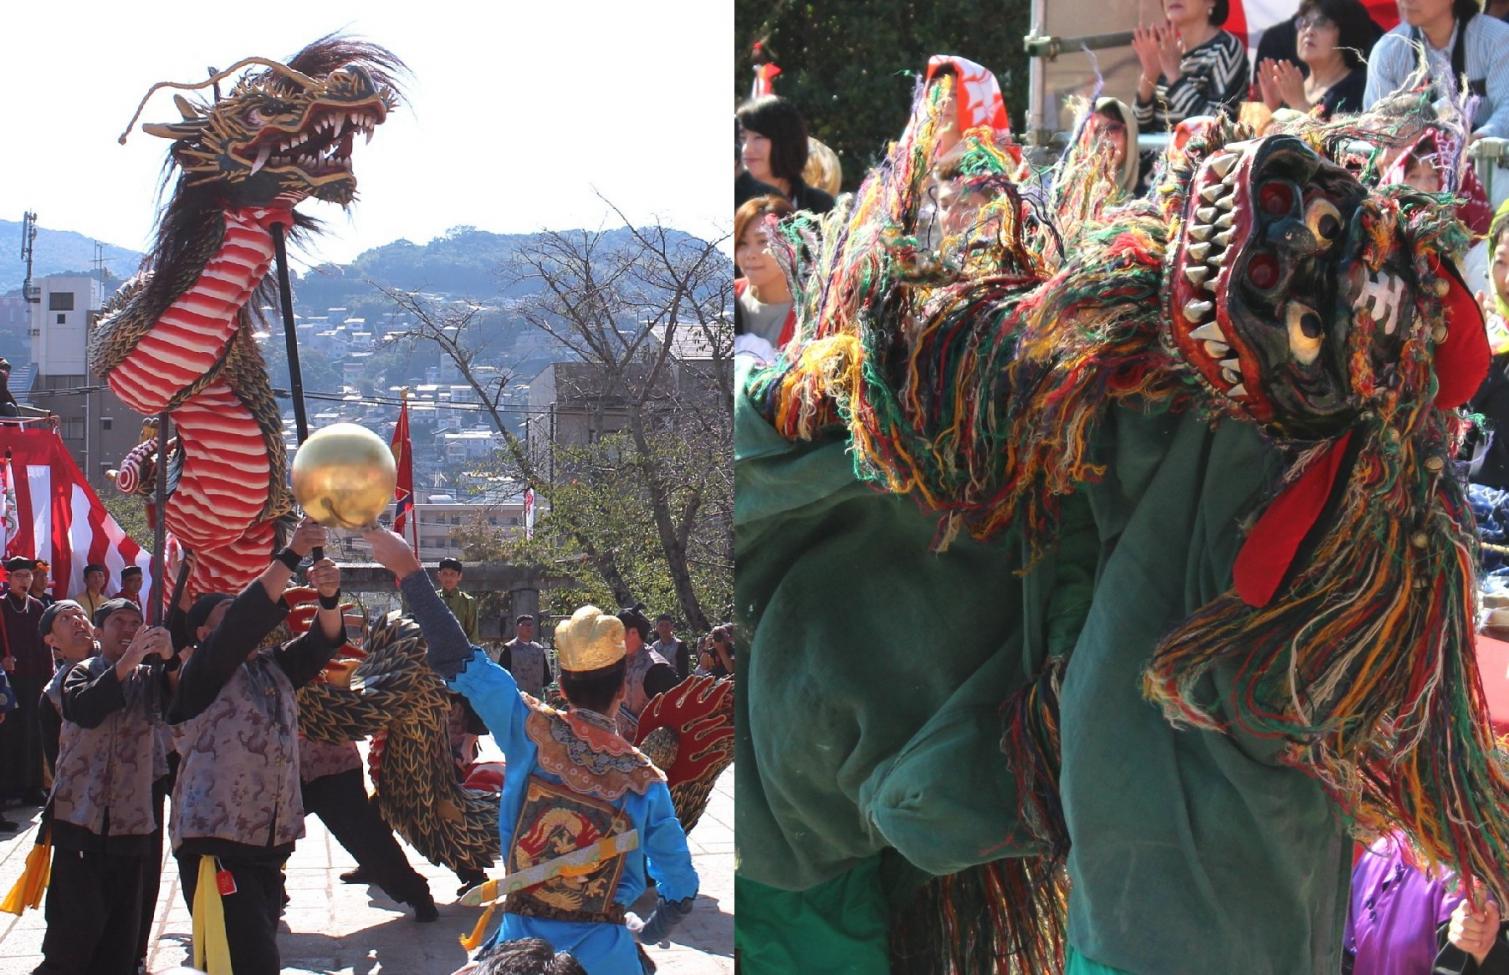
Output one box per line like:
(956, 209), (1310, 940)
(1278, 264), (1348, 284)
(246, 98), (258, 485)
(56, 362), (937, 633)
(1296, 14), (1335, 32)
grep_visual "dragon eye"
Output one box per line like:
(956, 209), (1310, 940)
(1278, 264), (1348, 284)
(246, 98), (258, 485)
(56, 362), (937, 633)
(1247, 252), (1280, 290)
(1259, 182), (1296, 217)
(1285, 303), (1325, 365)
(246, 108), (268, 126)
(1305, 198), (1343, 249)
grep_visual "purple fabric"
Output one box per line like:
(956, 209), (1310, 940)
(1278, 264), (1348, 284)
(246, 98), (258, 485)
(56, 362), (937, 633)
(1346, 833), (1460, 975)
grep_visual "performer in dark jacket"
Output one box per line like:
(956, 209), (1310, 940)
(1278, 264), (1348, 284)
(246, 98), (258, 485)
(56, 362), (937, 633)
(34, 597), (173, 975)
(1, 556), (50, 805)
(165, 518), (343, 975)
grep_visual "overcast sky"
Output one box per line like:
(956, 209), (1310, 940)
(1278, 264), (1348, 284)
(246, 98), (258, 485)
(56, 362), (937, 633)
(1, 1), (730, 273)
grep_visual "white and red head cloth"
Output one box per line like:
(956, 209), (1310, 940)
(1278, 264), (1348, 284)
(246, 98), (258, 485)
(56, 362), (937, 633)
(923, 56), (1011, 138)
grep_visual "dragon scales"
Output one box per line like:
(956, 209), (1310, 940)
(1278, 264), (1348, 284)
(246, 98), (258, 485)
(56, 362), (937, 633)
(91, 37), (400, 599)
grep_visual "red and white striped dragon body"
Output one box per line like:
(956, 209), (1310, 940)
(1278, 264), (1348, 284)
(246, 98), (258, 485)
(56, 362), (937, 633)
(90, 39), (399, 600)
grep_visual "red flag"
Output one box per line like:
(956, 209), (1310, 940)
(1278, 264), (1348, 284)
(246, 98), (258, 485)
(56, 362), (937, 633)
(390, 396), (418, 560)
(0, 421), (152, 600)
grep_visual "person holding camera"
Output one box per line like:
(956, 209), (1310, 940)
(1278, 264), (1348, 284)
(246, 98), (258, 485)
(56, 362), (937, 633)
(35, 596), (175, 975)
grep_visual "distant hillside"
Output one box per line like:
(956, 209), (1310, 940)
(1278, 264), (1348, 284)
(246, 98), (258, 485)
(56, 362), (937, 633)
(292, 224), (700, 311)
(0, 220), (141, 293)
(1, 220), (709, 310)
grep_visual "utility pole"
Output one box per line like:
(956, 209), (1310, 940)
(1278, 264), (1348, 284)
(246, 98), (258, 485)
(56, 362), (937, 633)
(20, 212), (39, 304)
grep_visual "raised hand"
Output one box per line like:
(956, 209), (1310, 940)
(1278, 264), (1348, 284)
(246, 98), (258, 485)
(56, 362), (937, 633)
(1273, 60), (1308, 110)
(308, 558), (341, 598)
(1156, 24), (1184, 82)
(289, 516), (326, 558)
(362, 527), (422, 577)
(1132, 25), (1165, 82)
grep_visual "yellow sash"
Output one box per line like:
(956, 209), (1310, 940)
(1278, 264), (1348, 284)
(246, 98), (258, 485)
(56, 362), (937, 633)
(191, 855), (234, 975)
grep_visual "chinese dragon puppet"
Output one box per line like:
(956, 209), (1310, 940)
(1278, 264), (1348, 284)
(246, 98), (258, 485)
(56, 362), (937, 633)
(736, 71), (1508, 975)
(95, 38), (732, 884)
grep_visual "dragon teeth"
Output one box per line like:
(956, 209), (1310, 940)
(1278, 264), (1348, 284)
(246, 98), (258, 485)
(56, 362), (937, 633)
(1209, 154), (1236, 178)
(1190, 321), (1224, 342)
(1188, 242), (1212, 261)
(332, 114), (346, 137)
(1196, 206), (1218, 223)
(1203, 340), (1230, 357)
(1215, 211), (1235, 229)
(1184, 299), (1213, 320)
(1216, 194), (1235, 211)
(1185, 266), (1210, 286)
(1199, 185), (1223, 203)
(1227, 383), (1246, 398)
(250, 146), (272, 176)
(1190, 224), (1212, 242)
(1214, 229), (1235, 247)
(1220, 359), (1241, 383)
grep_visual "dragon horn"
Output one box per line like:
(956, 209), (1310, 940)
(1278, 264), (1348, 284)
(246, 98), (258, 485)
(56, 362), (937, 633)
(117, 56), (320, 145)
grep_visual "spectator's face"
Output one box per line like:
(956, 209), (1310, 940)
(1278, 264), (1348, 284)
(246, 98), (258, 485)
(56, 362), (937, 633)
(741, 130), (774, 183)
(1402, 158), (1441, 193)
(1397, 0), (1453, 26)
(98, 608), (143, 661)
(437, 568), (462, 592)
(1492, 237), (1509, 304)
(1297, 12), (1341, 65)
(84, 569), (105, 593)
(700, 648), (716, 670)
(928, 79), (960, 156)
(30, 569), (47, 593)
(45, 605), (93, 660)
(656, 619), (673, 640)
(1091, 114), (1128, 169)
(735, 218), (784, 292)
(122, 573), (142, 594)
(8, 569), (32, 593)
(625, 628), (644, 655)
(1163, 0), (1205, 26)
(517, 619), (534, 640)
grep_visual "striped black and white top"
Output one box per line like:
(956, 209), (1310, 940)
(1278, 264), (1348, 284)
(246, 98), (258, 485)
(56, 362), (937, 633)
(1133, 30), (1250, 133)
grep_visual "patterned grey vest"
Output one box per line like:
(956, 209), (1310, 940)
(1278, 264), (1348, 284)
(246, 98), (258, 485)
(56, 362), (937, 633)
(170, 650), (305, 850)
(50, 656), (163, 839)
(507, 639), (549, 697)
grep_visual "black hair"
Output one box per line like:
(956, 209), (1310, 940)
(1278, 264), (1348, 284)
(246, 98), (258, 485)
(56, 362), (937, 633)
(121, 565), (143, 579)
(83, 564), (106, 578)
(617, 603), (652, 641)
(1297, 0), (1383, 70)
(736, 95), (811, 186)
(474, 938), (587, 975)
(656, 613), (674, 623)
(437, 558), (463, 573)
(1209, 0), (1230, 25)
(1456, 0), (1482, 20)
(559, 659), (628, 715)
(515, 614), (535, 624)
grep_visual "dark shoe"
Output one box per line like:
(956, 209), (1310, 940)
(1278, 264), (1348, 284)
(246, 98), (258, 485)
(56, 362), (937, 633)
(410, 896), (439, 923)
(0, 817), (17, 831)
(339, 867), (371, 885)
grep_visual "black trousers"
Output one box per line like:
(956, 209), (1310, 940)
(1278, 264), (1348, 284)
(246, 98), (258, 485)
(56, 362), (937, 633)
(135, 774), (169, 962)
(34, 846), (146, 975)
(302, 769), (429, 904)
(1, 674), (44, 799)
(177, 852), (286, 975)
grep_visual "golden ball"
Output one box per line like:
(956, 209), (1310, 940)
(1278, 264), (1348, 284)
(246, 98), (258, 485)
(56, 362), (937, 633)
(290, 423), (397, 529)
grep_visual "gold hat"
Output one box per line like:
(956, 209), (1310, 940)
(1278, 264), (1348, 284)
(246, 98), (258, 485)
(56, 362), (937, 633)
(555, 605), (626, 672)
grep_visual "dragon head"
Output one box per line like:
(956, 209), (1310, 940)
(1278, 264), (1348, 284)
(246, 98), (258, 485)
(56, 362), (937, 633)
(1165, 134), (1425, 440)
(132, 36), (402, 207)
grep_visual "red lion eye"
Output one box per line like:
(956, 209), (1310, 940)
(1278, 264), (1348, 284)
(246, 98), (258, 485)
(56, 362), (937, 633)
(1259, 182), (1295, 216)
(1247, 252), (1280, 289)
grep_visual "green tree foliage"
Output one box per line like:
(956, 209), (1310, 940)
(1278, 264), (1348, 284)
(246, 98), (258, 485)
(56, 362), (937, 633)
(734, 0), (1030, 191)
(459, 434), (732, 630)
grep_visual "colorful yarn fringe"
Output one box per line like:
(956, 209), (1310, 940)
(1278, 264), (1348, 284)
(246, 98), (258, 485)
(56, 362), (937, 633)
(889, 857), (1069, 975)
